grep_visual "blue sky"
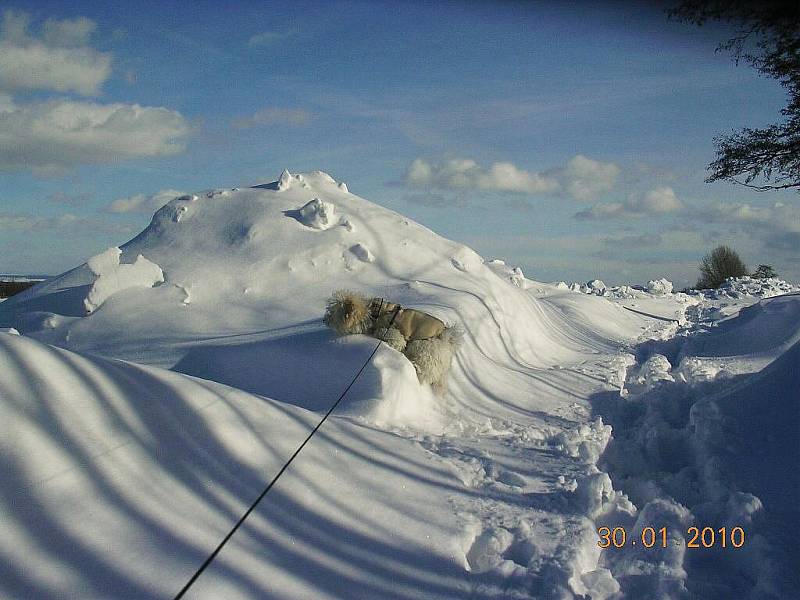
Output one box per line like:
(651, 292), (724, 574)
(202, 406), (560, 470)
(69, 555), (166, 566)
(1, 1), (797, 286)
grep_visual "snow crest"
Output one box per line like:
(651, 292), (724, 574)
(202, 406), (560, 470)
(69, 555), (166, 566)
(84, 247), (164, 313)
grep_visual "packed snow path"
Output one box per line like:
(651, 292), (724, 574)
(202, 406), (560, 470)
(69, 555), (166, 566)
(1, 171), (797, 599)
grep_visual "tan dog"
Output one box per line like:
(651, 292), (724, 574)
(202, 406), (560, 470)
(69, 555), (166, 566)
(371, 299), (446, 341)
(326, 291), (459, 394)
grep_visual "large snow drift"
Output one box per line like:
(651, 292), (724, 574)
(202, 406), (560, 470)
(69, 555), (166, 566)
(1, 170), (797, 600)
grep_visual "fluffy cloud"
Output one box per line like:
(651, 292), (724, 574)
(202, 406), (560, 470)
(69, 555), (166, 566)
(405, 155), (619, 200)
(547, 155), (620, 201)
(0, 10), (111, 95)
(697, 201), (800, 253)
(700, 201), (796, 226)
(0, 100), (190, 173)
(231, 107), (312, 129)
(575, 186), (683, 220)
(106, 189), (184, 214)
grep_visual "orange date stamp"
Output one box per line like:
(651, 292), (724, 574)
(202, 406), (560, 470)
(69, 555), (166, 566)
(597, 526), (745, 549)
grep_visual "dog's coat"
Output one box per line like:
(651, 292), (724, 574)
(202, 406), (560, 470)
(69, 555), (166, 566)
(371, 299), (446, 342)
(325, 290), (459, 394)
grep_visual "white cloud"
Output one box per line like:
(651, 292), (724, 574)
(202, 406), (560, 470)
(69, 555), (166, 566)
(0, 10), (111, 95)
(231, 106), (312, 129)
(701, 201), (795, 225)
(405, 155), (619, 199)
(0, 100), (191, 173)
(638, 187), (683, 213)
(575, 186), (684, 220)
(405, 157), (559, 194)
(548, 154), (621, 201)
(106, 189), (184, 214)
(697, 201), (800, 253)
(248, 28), (298, 47)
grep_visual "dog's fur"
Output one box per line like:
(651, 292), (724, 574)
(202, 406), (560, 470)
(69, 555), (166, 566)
(324, 289), (373, 335)
(404, 327), (461, 394)
(381, 326), (407, 352)
(375, 306), (446, 341)
(325, 290), (460, 394)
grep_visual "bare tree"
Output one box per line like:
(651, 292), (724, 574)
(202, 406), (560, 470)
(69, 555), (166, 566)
(696, 245), (748, 289)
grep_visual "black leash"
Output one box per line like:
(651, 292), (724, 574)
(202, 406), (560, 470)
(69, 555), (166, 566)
(622, 305), (680, 323)
(174, 309), (401, 599)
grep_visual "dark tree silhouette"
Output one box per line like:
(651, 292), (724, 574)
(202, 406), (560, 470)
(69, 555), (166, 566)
(696, 245), (748, 289)
(752, 264), (778, 278)
(669, 1), (800, 191)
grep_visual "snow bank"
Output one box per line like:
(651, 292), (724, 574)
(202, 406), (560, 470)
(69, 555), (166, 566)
(596, 296), (800, 599)
(84, 247), (164, 313)
(697, 276), (799, 299)
(0, 332), (471, 600)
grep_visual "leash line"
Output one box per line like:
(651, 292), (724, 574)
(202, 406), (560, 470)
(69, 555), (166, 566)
(622, 305), (680, 323)
(174, 310), (400, 599)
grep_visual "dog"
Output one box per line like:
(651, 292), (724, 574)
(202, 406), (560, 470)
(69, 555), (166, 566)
(324, 290), (460, 393)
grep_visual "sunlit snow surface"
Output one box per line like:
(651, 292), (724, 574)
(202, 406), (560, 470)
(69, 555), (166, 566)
(1, 171), (798, 599)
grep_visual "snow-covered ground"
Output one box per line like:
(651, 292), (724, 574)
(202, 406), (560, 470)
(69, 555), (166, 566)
(1, 170), (797, 599)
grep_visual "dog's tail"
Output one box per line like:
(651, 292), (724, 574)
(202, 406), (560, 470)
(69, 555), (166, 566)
(324, 289), (373, 335)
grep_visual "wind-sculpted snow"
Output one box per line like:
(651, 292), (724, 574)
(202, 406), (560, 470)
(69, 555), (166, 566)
(0, 332), (481, 599)
(1, 170), (797, 599)
(84, 246), (164, 313)
(593, 294), (800, 599)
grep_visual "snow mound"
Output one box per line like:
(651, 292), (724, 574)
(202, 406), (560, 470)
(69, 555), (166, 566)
(586, 279), (607, 295)
(699, 276), (799, 299)
(297, 197), (337, 230)
(646, 278), (673, 295)
(84, 247), (164, 313)
(631, 354), (675, 389)
(609, 285), (648, 299)
(465, 527), (514, 573)
(551, 417), (612, 463)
